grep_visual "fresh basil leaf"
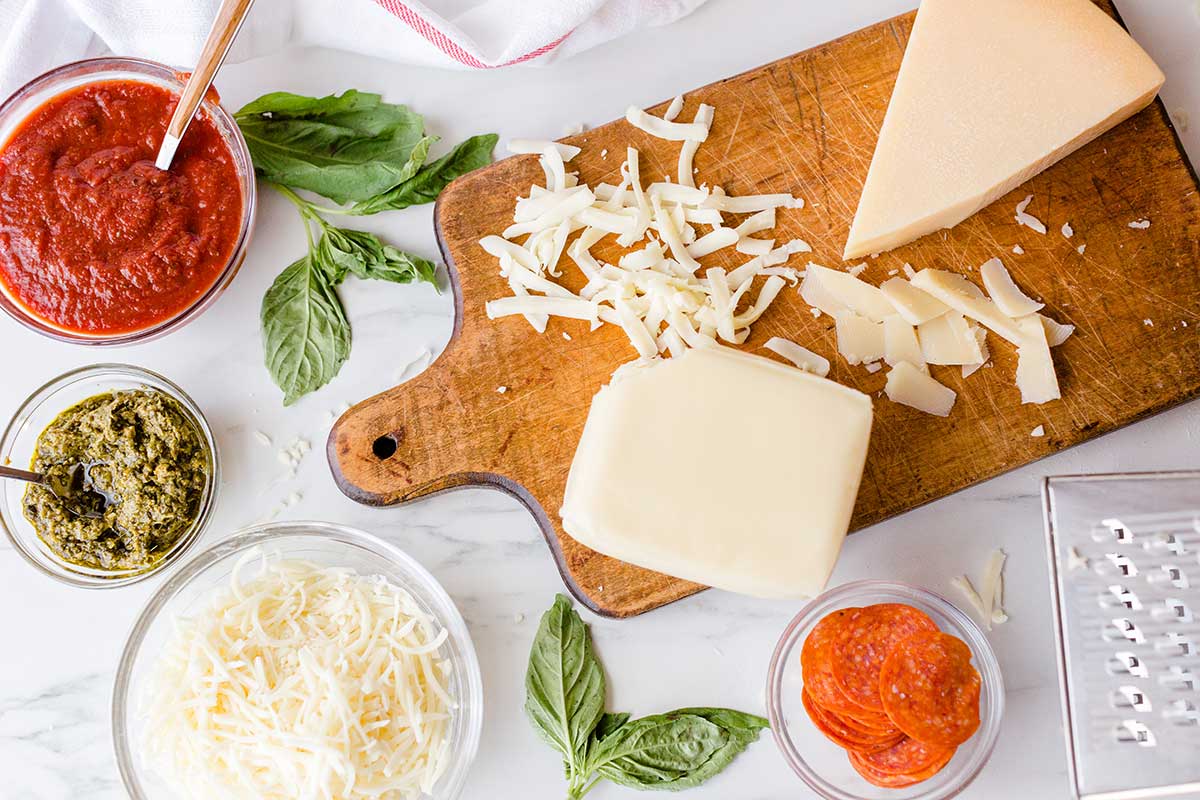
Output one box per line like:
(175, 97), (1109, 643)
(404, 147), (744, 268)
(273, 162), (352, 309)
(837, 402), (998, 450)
(317, 227), (439, 287)
(525, 595), (606, 772)
(590, 708), (768, 791)
(235, 89), (381, 120)
(349, 133), (498, 215)
(236, 89), (432, 204)
(594, 712), (631, 742)
(261, 254), (351, 405)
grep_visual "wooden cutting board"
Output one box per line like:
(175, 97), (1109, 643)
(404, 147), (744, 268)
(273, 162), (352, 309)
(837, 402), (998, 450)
(329, 1), (1200, 618)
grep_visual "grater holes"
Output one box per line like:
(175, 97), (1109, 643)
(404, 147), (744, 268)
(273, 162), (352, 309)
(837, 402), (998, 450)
(1108, 618), (1146, 644)
(1113, 685), (1153, 712)
(1164, 699), (1200, 727)
(1152, 564), (1191, 590)
(1109, 652), (1150, 679)
(1100, 518), (1133, 543)
(1102, 585), (1142, 611)
(1104, 553), (1138, 578)
(1151, 598), (1194, 624)
(1156, 632), (1196, 658)
(1115, 720), (1157, 747)
(1159, 665), (1197, 692)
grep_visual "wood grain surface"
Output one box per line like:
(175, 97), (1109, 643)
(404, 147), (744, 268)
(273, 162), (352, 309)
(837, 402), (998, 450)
(329, 2), (1200, 618)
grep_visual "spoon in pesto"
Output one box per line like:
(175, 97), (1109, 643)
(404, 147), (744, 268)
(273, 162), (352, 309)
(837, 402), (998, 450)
(0, 463), (112, 519)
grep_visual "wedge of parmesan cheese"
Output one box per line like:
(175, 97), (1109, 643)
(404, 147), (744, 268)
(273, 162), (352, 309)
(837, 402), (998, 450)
(561, 347), (872, 598)
(880, 277), (950, 325)
(885, 361), (957, 416)
(835, 311), (886, 365)
(1015, 314), (1061, 404)
(979, 258), (1044, 317)
(843, 0), (1163, 258)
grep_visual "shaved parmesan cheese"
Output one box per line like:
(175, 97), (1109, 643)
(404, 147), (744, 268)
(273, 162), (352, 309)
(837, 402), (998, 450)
(664, 94), (685, 122)
(1014, 195), (1047, 234)
(764, 336), (831, 377)
(487, 295), (598, 322)
(1015, 314), (1061, 404)
(979, 258), (1044, 317)
(800, 272), (848, 317)
(880, 277), (949, 325)
(704, 192), (800, 214)
(626, 105), (709, 141)
(508, 139), (581, 161)
(735, 209), (776, 237)
(918, 311), (984, 365)
(1036, 313), (1075, 346)
(806, 264), (895, 322)
(910, 268), (1023, 344)
(686, 227), (739, 258)
(882, 315), (926, 372)
(140, 556), (454, 800)
(962, 325), (989, 378)
(735, 237), (775, 256)
(885, 361), (957, 416)
(952, 550), (1008, 630)
(834, 311), (885, 365)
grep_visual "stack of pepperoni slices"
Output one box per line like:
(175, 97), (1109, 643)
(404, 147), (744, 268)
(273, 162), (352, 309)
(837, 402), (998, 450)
(800, 603), (982, 788)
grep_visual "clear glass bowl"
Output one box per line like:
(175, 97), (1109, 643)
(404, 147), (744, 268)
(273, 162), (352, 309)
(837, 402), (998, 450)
(0, 57), (257, 344)
(112, 521), (484, 800)
(766, 580), (1004, 800)
(0, 363), (218, 587)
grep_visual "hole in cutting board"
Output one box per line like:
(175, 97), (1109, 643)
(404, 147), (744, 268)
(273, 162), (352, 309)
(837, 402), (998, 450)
(373, 431), (402, 460)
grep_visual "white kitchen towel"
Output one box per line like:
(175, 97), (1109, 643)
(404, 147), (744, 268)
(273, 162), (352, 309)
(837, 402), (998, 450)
(0, 0), (707, 99)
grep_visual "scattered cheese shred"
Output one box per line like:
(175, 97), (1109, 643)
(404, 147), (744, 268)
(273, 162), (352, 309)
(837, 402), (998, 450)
(1014, 195), (1047, 234)
(625, 105), (709, 141)
(1128, 218), (1151, 229)
(140, 556), (455, 800)
(764, 336), (830, 377)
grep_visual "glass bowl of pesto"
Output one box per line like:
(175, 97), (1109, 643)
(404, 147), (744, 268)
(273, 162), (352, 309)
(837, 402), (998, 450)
(0, 363), (217, 587)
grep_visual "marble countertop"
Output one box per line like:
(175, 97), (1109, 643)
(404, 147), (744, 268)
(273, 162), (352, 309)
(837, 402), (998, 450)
(2, 1), (1198, 798)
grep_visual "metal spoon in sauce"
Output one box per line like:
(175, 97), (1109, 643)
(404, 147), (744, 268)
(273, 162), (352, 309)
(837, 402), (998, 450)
(0, 463), (113, 519)
(154, 0), (257, 171)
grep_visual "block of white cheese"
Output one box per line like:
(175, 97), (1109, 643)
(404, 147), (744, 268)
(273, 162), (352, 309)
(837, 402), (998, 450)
(843, 0), (1164, 259)
(560, 347), (873, 599)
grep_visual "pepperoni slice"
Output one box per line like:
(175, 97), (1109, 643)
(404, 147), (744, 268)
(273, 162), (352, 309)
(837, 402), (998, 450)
(801, 607), (876, 717)
(830, 604), (938, 713)
(802, 690), (905, 754)
(879, 629), (982, 747)
(848, 738), (956, 788)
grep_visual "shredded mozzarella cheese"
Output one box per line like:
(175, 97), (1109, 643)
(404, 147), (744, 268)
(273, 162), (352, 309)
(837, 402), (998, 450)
(139, 555), (455, 800)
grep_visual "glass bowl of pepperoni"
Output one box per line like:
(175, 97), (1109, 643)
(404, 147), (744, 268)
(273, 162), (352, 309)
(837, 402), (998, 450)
(766, 580), (1004, 800)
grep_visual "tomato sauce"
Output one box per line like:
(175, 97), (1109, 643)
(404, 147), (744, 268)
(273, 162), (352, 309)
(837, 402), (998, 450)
(0, 80), (243, 335)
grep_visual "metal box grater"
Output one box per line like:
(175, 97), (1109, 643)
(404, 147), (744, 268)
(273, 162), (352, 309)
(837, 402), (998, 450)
(1044, 472), (1200, 800)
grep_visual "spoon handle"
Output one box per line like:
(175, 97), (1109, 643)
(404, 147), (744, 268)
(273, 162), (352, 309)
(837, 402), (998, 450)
(0, 465), (42, 484)
(155, 0), (257, 170)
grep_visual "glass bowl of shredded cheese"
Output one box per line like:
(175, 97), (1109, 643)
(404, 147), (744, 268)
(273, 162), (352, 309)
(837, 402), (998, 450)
(112, 521), (483, 800)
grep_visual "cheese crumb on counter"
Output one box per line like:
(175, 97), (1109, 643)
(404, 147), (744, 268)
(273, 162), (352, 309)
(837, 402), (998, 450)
(1128, 218), (1151, 229)
(1014, 195), (1048, 234)
(1030, 425), (1045, 437)
(496, 385), (508, 394)
(1061, 222), (1074, 238)
(952, 548), (1008, 630)
(1076, 244), (1086, 255)
(253, 430), (272, 447)
(1012, 245), (1024, 255)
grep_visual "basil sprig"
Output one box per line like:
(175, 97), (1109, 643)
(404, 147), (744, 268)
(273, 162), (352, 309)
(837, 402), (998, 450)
(526, 596), (768, 798)
(234, 90), (497, 404)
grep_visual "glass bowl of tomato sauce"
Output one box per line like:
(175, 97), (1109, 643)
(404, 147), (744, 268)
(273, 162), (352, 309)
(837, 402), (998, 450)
(766, 581), (1005, 800)
(0, 57), (256, 344)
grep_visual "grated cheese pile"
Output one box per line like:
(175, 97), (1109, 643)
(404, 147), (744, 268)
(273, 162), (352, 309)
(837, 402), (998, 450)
(140, 555), (454, 800)
(482, 99), (808, 357)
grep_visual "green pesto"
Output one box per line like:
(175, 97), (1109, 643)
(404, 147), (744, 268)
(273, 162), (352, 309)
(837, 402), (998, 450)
(23, 389), (210, 571)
